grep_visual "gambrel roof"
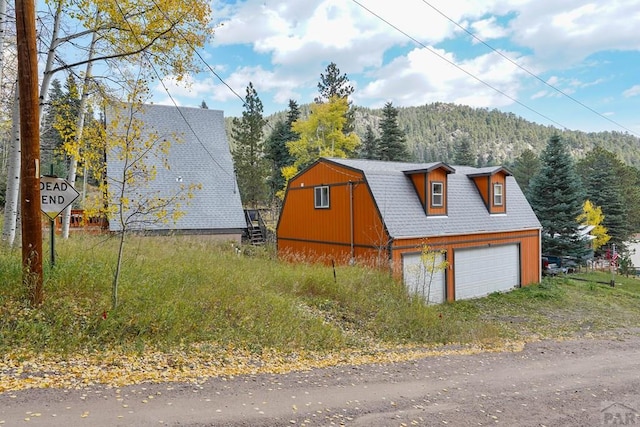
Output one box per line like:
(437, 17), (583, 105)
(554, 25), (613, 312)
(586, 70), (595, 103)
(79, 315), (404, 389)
(325, 158), (541, 239)
(106, 104), (246, 233)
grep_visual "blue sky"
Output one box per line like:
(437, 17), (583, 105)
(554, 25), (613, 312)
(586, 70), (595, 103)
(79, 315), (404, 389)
(152, 0), (640, 135)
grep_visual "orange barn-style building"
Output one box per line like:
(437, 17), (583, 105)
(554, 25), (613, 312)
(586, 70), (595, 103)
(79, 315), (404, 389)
(277, 158), (542, 303)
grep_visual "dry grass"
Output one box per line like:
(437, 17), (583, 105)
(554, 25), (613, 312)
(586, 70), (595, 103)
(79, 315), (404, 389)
(2, 234), (640, 392)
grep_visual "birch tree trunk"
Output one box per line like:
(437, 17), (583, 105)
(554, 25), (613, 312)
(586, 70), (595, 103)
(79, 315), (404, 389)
(1, 85), (20, 246)
(38, 0), (63, 121)
(2, 0), (63, 243)
(61, 25), (98, 239)
(0, 0), (6, 82)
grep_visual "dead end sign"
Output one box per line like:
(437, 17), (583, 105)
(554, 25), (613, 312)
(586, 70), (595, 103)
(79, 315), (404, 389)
(40, 176), (80, 220)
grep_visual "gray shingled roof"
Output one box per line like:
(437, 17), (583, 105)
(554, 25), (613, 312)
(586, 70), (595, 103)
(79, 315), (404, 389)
(325, 158), (541, 239)
(106, 104), (246, 232)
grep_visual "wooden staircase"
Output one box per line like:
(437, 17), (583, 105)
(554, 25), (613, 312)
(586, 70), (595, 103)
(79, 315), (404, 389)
(244, 209), (267, 245)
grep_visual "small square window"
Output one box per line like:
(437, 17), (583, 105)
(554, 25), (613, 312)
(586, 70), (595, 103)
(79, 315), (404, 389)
(431, 182), (443, 207)
(314, 186), (330, 209)
(494, 183), (503, 206)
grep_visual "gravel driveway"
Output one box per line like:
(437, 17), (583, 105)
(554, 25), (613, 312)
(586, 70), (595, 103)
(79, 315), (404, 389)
(2, 332), (640, 426)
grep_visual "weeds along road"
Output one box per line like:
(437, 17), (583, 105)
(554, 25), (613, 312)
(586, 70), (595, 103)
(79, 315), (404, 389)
(1, 332), (640, 426)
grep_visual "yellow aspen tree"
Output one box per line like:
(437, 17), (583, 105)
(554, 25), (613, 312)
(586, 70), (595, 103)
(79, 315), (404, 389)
(283, 95), (360, 182)
(83, 78), (201, 309)
(416, 241), (448, 304)
(3, 0), (214, 245)
(577, 199), (610, 251)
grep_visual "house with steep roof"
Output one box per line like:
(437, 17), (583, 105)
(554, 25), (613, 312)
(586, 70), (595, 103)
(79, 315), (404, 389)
(277, 157), (542, 302)
(106, 104), (246, 241)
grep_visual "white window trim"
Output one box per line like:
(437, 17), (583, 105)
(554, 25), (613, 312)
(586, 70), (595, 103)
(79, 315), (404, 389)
(493, 183), (503, 206)
(431, 181), (443, 207)
(314, 185), (330, 209)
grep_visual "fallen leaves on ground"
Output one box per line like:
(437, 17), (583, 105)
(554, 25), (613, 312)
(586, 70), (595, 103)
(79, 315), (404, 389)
(0, 340), (528, 394)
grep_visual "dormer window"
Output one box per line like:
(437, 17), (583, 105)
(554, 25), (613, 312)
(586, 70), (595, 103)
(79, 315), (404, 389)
(403, 163), (453, 216)
(493, 183), (503, 206)
(432, 182), (443, 207)
(314, 185), (330, 209)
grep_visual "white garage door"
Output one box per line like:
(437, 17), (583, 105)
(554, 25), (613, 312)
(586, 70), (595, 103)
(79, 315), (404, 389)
(454, 244), (520, 300)
(403, 252), (446, 304)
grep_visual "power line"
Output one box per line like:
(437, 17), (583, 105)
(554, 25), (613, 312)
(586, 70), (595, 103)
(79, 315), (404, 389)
(352, 0), (638, 136)
(351, 0), (568, 130)
(417, 0), (639, 137)
(112, 0), (236, 180)
(146, 0), (281, 136)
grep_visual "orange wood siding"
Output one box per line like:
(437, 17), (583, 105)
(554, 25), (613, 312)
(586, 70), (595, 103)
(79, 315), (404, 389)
(278, 162), (389, 266)
(490, 175), (507, 214)
(427, 168), (448, 216)
(470, 172), (509, 214)
(471, 176), (490, 209)
(408, 173), (426, 210)
(278, 160), (540, 302)
(390, 229), (540, 301)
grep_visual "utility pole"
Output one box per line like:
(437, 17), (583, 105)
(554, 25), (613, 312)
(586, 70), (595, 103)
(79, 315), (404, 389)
(15, 0), (43, 305)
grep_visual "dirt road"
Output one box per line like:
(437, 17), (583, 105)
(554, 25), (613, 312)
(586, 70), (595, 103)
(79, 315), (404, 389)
(2, 333), (639, 426)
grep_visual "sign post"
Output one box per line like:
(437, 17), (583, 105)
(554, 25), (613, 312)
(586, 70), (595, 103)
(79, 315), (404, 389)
(40, 176), (80, 266)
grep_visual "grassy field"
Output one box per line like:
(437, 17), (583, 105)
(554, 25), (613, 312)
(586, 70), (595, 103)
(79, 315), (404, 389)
(2, 234), (640, 390)
(3, 234), (640, 353)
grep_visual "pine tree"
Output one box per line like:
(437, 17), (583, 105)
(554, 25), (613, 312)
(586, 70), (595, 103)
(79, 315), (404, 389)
(453, 135), (476, 166)
(265, 100), (300, 199)
(576, 147), (630, 249)
(360, 125), (378, 160)
(315, 62), (355, 134)
(618, 165), (640, 235)
(41, 76), (82, 177)
(315, 62), (354, 102)
(528, 134), (586, 257)
(376, 102), (409, 161)
(231, 82), (268, 208)
(512, 149), (541, 197)
(41, 78), (65, 168)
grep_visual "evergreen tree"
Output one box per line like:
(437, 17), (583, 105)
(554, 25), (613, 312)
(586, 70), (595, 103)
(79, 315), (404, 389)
(264, 100), (300, 199)
(376, 102), (409, 161)
(485, 151), (497, 166)
(41, 76), (82, 177)
(528, 134), (586, 257)
(360, 125), (378, 160)
(619, 165), (640, 235)
(315, 62), (354, 102)
(231, 82), (268, 208)
(453, 135), (476, 166)
(576, 147), (630, 249)
(512, 149), (541, 197)
(41, 78), (65, 167)
(315, 62), (355, 134)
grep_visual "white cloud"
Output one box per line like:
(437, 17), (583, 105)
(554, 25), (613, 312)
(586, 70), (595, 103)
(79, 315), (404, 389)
(531, 90), (548, 99)
(357, 46), (527, 109)
(152, 75), (218, 106)
(623, 85), (640, 98)
(470, 16), (509, 41)
(507, 0), (640, 67)
(169, 0), (640, 132)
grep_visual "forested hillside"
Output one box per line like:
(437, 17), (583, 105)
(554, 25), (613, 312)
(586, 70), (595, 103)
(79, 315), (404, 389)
(227, 102), (640, 167)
